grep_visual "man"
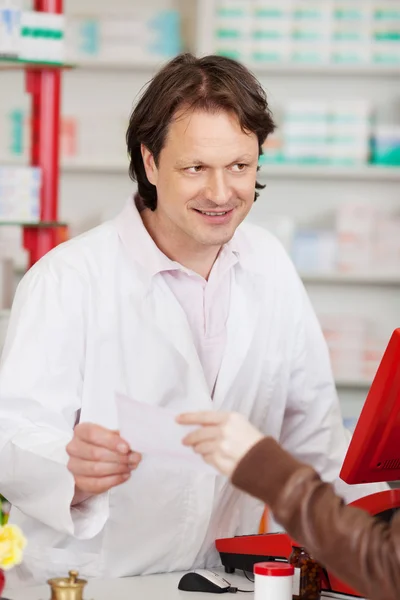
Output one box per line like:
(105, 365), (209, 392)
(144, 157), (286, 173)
(0, 53), (385, 587)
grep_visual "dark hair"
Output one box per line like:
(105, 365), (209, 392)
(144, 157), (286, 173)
(126, 53), (275, 211)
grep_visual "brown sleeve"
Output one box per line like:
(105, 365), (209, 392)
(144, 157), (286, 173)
(232, 437), (400, 600)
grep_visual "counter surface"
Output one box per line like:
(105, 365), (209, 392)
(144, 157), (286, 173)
(5, 568), (362, 599)
(6, 569), (253, 600)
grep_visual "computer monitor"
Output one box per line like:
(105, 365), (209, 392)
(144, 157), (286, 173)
(340, 328), (400, 485)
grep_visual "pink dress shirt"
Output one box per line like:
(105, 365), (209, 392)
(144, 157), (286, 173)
(134, 209), (241, 396)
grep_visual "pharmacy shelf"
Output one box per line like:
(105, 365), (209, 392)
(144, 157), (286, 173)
(62, 159), (129, 174)
(335, 378), (371, 390)
(249, 62), (400, 77)
(300, 272), (400, 286)
(1, 158), (129, 174)
(0, 221), (67, 228)
(75, 58), (164, 71)
(0, 57), (73, 70)
(259, 164), (400, 182)
(61, 160), (400, 181)
(62, 59), (400, 77)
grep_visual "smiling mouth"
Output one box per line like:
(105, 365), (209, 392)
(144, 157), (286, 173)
(194, 209), (233, 216)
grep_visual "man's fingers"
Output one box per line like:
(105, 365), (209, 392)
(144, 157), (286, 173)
(182, 426), (221, 447)
(177, 411), (226, 426)
(67, 439), (129, 464)
(67, 439), (141, 466)
(128, 452), (142, 467)
(74, 473), (131, 495)
(67, 423), (143, 496)
(75, 423), (130, 454)
(68, 457), (137, 478)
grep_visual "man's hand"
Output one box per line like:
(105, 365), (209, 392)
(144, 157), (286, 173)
(67, 423), (142, 503)
(177, 411), (263, 478)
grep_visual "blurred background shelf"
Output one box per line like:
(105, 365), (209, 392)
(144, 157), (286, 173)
(60, 160), (400, 181)
(62, 159), (129, 174)
(249, 63), (400, 77)
(75, 58), (164, 71)
(336, 379), (371, 390)
(0, 221), (67, 228)
(69, 61), (400, 77)
(0, 56), (73, 70)
(258, 164), (400, 181)
(300, 272), (400, 286)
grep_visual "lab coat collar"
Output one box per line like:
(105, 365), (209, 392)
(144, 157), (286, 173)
(113, 195), (267, 404)
(114, 196), (258, 286)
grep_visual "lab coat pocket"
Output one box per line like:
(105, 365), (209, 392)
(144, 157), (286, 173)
(261, 355), (285, 393)
(253, 355), (287, 433)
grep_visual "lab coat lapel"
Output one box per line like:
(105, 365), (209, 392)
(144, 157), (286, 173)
(114, 200), (211, 407)
(147, 278), (201, 369)
(213, 267), (264, 407)
(129, 277), (212, 407)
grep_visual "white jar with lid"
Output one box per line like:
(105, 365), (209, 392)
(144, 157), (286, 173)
(254, 561), (294, 600)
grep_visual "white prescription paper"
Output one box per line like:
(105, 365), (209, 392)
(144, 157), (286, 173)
(115, 392), (216, 475)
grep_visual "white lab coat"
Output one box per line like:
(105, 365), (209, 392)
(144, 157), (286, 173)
(0, 200), (385, 587)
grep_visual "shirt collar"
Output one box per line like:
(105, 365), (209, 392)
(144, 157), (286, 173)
(114, 196), (248, 279)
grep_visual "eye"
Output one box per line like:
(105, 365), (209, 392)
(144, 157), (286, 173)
(231, 163), (248, 172)
(186, 165), (204, 174)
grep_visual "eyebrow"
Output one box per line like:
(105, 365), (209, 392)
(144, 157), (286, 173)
(174, 155), (255, 168)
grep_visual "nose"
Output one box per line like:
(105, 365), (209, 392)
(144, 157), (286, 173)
(206, 170), (232, 206)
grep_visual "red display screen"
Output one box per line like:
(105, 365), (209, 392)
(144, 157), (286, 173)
(340, 328), (400, 485)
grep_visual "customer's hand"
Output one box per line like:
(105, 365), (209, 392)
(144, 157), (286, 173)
(177, 411), (263, 477)
(66, 423), (142, 503)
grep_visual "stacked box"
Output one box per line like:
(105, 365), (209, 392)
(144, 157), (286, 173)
(0, 166), (41, 223)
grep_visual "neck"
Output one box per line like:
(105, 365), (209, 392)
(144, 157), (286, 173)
(141, 208), (220, 280)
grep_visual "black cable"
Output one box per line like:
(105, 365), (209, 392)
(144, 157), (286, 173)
(242, 570), (254, 583)
(225, 572), (254, 593)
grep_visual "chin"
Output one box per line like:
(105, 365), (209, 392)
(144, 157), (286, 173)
(200, 231), (234, 247)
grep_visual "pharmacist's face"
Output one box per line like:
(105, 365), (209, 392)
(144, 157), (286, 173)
(142, 108), (259, 248)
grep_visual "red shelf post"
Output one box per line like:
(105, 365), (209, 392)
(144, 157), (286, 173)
(23, 0), (64, 267)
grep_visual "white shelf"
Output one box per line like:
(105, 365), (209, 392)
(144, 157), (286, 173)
(248, 62), (400, 77)
(6, 160), (400, 184)
(300, 272), (400, 286)
(60, 58), (400, 77)
(259, 164), (400, 182)
(61, 160), (400, 181)
(62, 159), (129, 174)
(335, 378), (371, 390)
(73, 59), (166, 71)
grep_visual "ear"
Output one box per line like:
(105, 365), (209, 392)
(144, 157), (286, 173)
(141, 144), (158, 186)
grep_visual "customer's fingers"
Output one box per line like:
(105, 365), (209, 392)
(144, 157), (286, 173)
(182, 426), (221, 447)
(177, 411), (227, 426)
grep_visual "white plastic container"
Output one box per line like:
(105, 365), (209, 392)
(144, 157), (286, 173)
(254, 561), (294, 600)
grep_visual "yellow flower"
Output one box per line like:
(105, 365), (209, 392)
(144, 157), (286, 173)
(0, 524), (27, 570)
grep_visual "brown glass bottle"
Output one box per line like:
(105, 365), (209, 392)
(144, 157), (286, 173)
(289, 545), (322, 600)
